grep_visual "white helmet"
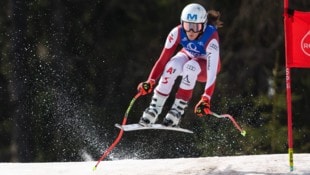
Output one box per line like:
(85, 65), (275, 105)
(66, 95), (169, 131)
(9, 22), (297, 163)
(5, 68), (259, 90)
(180, 3), (208, 31)
(181, 3), (208, 23)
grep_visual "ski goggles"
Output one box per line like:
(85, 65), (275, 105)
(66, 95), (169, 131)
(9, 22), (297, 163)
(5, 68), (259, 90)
(182, 22), (203, 33)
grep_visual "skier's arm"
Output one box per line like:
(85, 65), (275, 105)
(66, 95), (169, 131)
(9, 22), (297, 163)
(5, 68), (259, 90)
(195, 33), (220, 116)
(147, 27), (180, 81)
(202, 33), (221, 101)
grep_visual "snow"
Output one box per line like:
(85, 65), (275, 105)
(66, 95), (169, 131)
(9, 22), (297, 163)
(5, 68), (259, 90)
(1, 154), (309, 175)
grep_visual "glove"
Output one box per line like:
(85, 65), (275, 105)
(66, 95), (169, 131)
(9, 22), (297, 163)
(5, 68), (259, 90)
(137, 79), (155, 95)
(195, 97), (211, 117)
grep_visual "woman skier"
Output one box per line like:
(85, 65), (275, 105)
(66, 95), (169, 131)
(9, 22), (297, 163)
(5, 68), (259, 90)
(137, 3), (223, 127)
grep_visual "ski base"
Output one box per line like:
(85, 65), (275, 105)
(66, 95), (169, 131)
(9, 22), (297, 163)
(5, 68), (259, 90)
(115, 123), (193, 134)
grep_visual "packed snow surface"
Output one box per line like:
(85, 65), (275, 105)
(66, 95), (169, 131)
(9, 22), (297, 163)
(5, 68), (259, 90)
(1, 154), (309, 175)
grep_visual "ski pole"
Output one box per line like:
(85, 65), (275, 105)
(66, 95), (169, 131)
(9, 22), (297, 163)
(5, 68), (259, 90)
(211, 112), (246, 136)
(93, 92), (142, 171)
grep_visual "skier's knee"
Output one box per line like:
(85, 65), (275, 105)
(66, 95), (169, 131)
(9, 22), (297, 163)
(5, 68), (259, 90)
(183, 60), (201, 75)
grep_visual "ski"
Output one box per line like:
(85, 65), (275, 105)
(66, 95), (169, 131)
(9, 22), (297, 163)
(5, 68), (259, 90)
(115, 123), (194, 134)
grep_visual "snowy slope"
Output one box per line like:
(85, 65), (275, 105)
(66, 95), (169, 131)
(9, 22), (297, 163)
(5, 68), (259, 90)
(1, 154), (309, 175)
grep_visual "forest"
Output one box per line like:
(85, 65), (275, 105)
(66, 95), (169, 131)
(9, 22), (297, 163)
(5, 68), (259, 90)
(0, 0), (309, 162)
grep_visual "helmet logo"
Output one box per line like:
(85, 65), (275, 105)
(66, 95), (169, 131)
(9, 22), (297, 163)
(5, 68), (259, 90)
(187, 14), (197, 21)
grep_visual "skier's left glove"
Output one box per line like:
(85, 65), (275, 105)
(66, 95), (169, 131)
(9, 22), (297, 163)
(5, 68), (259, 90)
(137, 79), (155, 95)
(195, 97), (211, 117)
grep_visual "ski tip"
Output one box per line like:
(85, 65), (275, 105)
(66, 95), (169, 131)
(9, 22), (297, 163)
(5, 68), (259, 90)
(114, 123), (123, 130)
(241, 130), (246, 136)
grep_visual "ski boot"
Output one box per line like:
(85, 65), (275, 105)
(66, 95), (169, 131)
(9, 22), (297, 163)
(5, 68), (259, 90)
(139, 92), (168, 126)
(163, 99), (187, 127)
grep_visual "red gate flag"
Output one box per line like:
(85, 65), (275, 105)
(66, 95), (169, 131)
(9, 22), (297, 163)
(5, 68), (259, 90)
(285, 10), (310, 68)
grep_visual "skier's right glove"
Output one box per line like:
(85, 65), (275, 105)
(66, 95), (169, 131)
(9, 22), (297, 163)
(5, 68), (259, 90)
(194, 97), (211, 117)
(137, 79), (155, 95)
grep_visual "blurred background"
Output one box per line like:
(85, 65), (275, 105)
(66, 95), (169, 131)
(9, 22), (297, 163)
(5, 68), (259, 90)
(0, 0), (309, 162)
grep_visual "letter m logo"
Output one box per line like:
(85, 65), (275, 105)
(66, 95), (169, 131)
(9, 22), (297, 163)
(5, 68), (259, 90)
(187, 14), (197, 21)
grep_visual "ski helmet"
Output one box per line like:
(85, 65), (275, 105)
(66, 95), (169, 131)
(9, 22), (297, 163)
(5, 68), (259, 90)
(180, 3), (208, 32)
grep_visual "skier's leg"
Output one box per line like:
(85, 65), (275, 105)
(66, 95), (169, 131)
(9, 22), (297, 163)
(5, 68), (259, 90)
(155, 53), (189, 95)
(140, 53), (188, 126)
(139, 91), (168, 126)
(163, 59), (201, 127)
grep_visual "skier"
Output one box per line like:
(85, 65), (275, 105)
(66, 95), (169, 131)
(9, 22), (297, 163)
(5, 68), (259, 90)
(137, 3), (223, 127)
